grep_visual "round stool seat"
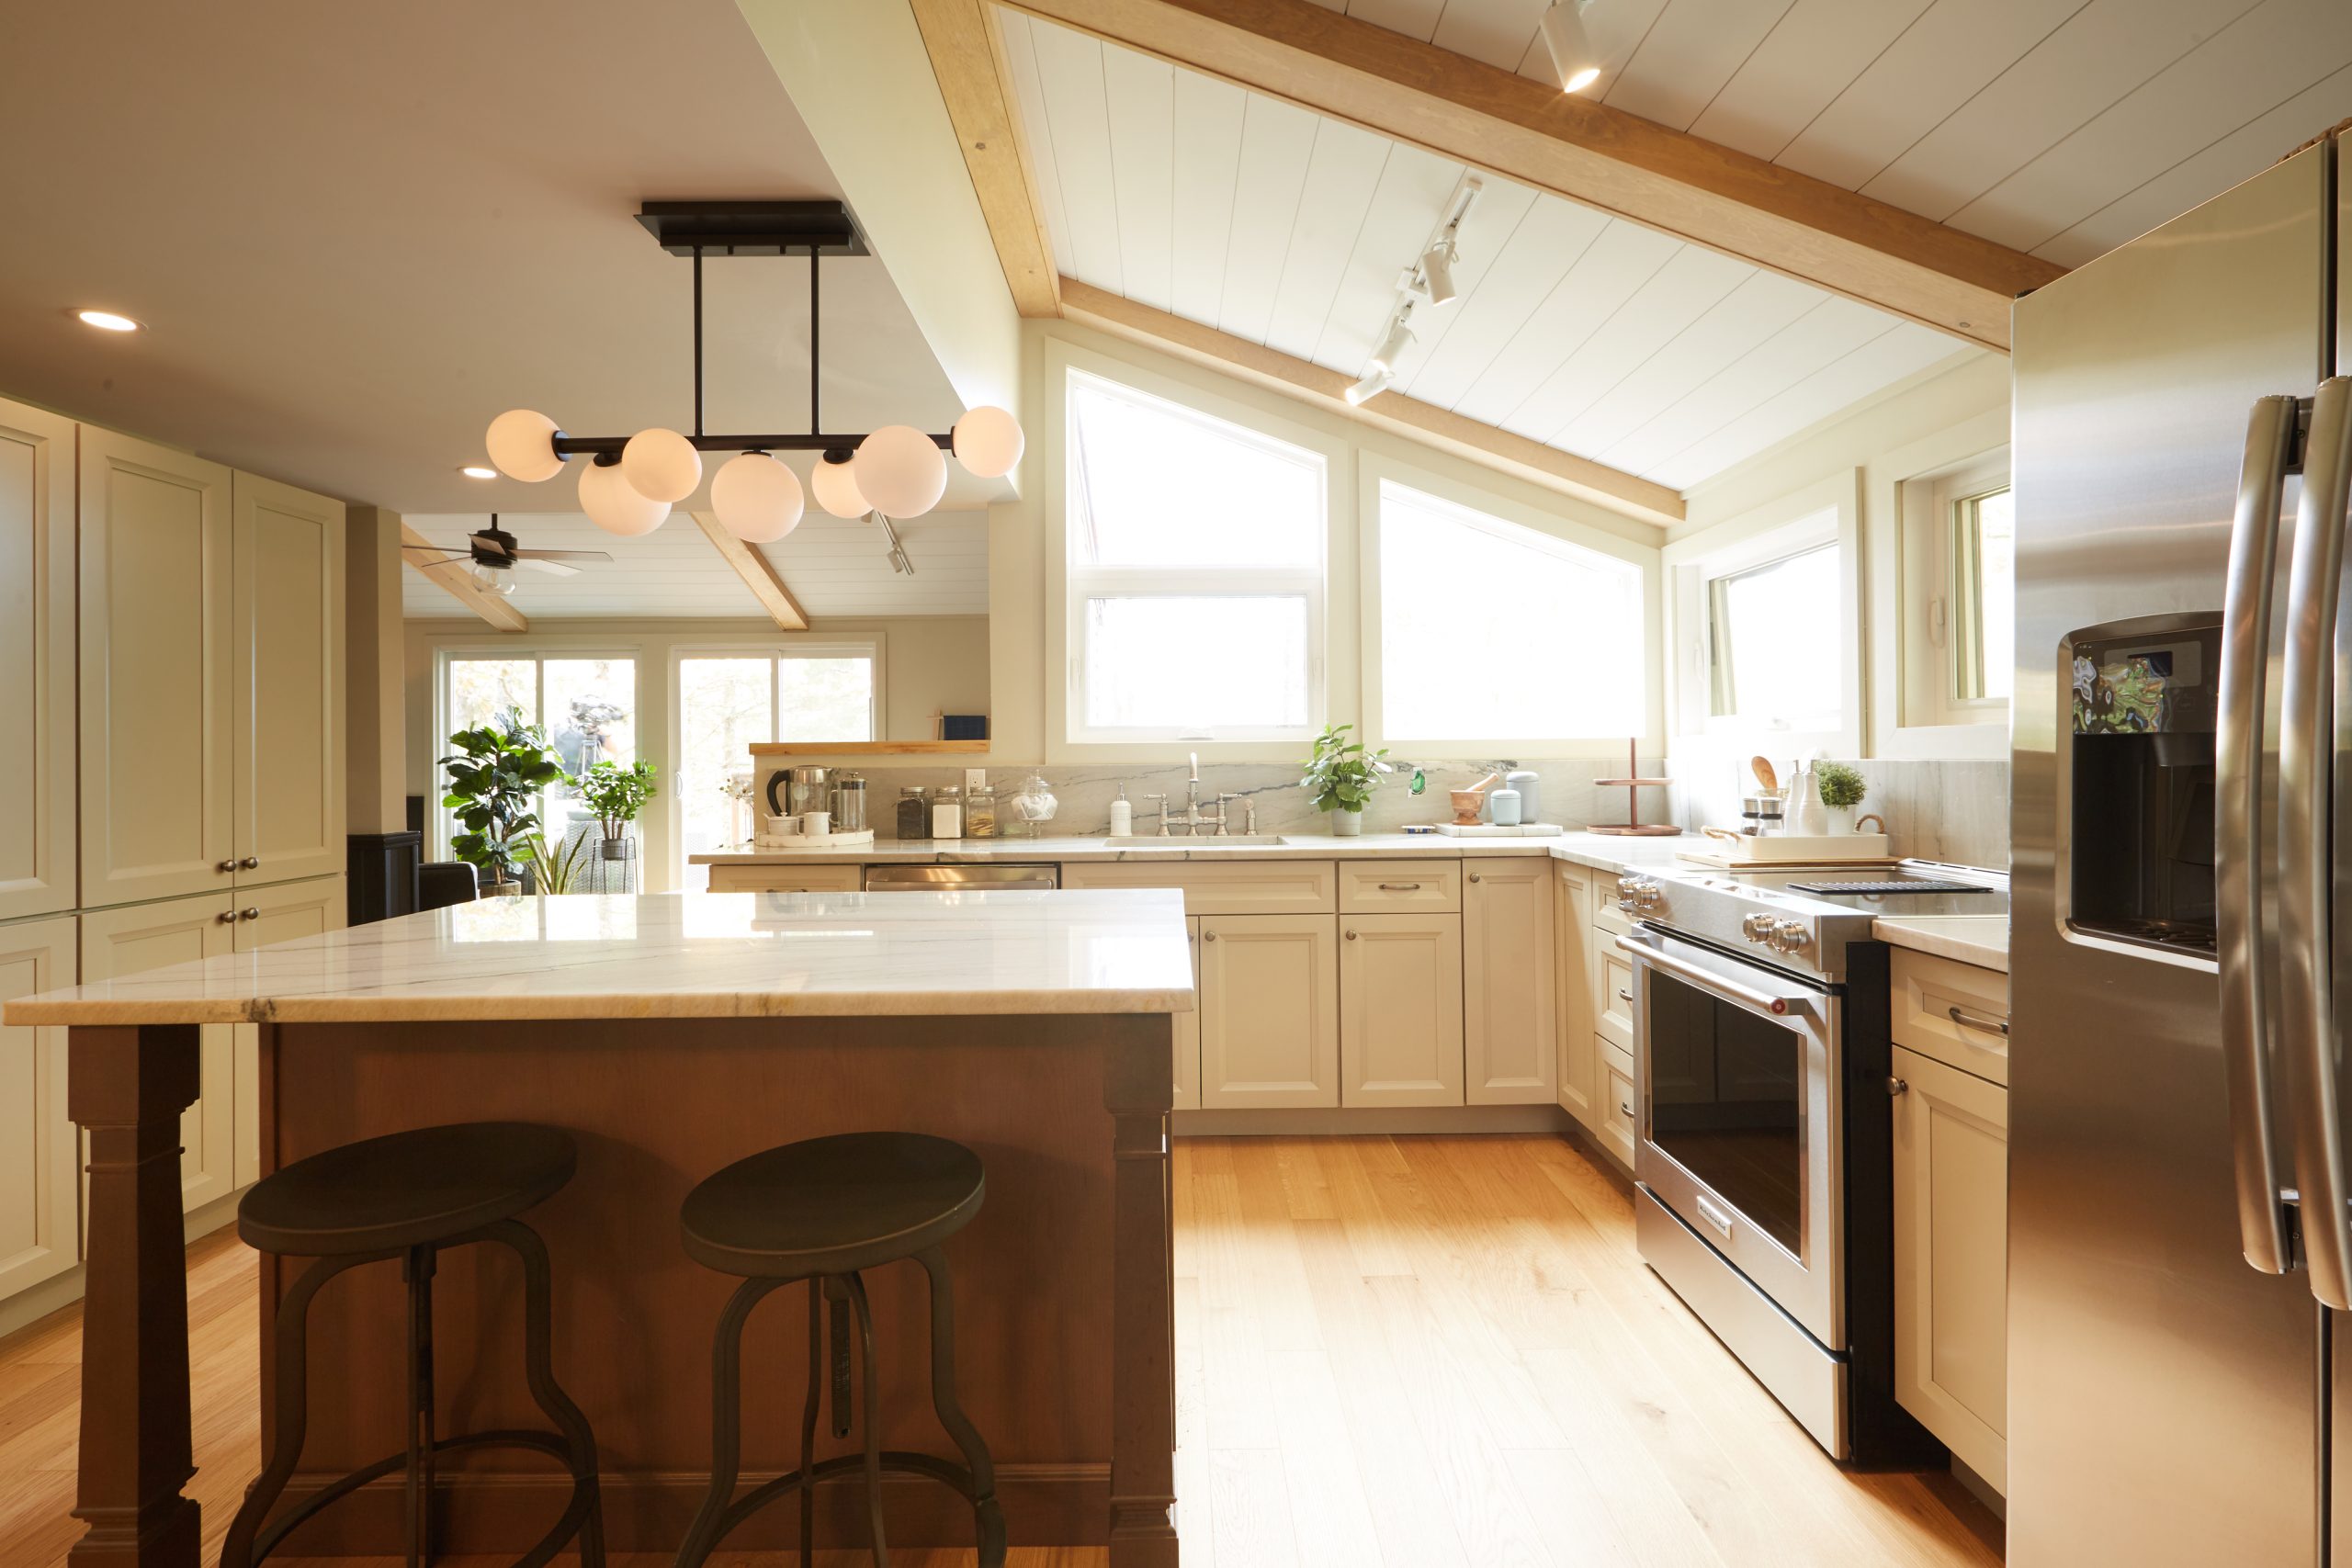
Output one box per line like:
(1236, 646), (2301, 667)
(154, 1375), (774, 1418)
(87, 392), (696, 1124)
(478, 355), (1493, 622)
(682, 1132), (984, 1279)
(238, 1122), (576, 1257)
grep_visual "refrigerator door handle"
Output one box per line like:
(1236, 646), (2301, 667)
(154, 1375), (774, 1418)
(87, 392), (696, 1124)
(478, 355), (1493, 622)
(2281, 376), (2352, 1307)
(2219, 393), (2303, 1275)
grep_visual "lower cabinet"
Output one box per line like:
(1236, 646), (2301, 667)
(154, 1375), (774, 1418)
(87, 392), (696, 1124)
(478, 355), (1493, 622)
(706, 863), (864, 893)
(1463, 859), (1556, 1104)
(0, 915), (79, 1303)
(1340, 913), (1464, 1107)
(1554, 866), (1598, 1126)
(79, 892), (238, 1213)
(1198, 914), (1340, 1108)
(1891, 1042), (2009, 1486)
(1598, 1040), (1637, 1169)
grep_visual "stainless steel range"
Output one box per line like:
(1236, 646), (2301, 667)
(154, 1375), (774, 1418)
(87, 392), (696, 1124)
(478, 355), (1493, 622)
(1611, 860), (2005, 1465)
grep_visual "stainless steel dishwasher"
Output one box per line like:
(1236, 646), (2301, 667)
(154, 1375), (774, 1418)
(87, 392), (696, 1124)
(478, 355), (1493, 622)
(860, 863), (1060, 893)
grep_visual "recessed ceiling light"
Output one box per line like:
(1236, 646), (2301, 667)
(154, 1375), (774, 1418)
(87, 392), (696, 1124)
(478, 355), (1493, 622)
(458, 465), (498, 480)
(75, 310), (141, 333)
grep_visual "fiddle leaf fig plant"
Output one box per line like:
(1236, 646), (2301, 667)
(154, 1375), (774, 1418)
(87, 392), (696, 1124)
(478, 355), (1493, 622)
(441, 707), (569, 888)
(579, 759), (659, 841)
(1300, 724), (1393, 814)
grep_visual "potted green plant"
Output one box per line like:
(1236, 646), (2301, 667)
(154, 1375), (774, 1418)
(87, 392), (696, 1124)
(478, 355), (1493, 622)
(580, 759), (659, 866)
(1815, 761), (1867, 834)
(515, 826), (594, 895)
(441, 707), (569, 895)
(1299, 724), (1392, 838)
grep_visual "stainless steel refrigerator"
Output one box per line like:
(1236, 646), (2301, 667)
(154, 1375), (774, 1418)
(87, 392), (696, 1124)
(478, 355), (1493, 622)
(2012, 130), (2352, 1563)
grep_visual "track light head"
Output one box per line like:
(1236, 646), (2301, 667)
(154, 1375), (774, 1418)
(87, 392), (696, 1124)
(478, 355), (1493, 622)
(1540, 1), (1604, 94)
(1369, 310), (1416, 375)
(1418, 241), (1458, 307)
(1343, 367), (1394, 407)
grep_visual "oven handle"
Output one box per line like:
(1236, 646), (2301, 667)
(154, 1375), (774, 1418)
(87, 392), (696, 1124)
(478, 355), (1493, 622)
(1616, 933), (1805, 1018)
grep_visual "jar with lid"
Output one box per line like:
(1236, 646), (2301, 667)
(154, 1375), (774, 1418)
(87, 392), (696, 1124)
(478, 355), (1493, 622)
(966, 782), (998, 838)
(895, 784), (930, 840)
(932, 784), (964, 840)
(831, 773), (868, 834)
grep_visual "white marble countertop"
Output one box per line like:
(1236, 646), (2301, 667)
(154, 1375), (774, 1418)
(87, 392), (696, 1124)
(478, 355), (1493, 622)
(693, 830), (1696, 876)
(5, 891), (1197, 1025)
(1872, 914), (2009, 973)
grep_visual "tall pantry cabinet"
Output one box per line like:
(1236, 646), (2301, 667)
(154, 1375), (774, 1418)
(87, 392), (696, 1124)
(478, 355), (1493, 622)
(0, 397), (346, 1334)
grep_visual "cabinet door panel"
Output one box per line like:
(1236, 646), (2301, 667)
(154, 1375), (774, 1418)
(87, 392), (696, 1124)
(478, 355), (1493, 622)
(80, 894), (238, 1212)
(233, 474), (344, 886)
(1463, 859), (1556, 1104)
(1555, 867), (1599, 1126)
(0, 916), (78, 1301)
(1173, 917), (1201, 1111)
(1892, 1044), (2008, 1486)
(0, 399), (76, 921)
(232, 874), (346, 1186)
(1199, 914), (1339, 1108)
(79, 428), (233, 908)
(1340, 913), (1464, 1107)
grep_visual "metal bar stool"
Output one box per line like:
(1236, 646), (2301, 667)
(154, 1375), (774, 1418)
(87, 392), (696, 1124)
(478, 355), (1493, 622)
(220, 1122), (605, 1568)
(673, 1131), (1004, 1568)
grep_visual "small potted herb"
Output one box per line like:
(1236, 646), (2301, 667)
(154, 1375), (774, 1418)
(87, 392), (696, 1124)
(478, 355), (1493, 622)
(1300, 724), (1392, 838)
(441, 707), (569, 895)
(1815, 761), (1867, 833)
(580, 759), (659, 863)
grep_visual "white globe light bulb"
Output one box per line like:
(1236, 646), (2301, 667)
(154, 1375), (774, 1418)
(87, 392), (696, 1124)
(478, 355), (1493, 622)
(810, 457), (870, 519)
(621, 427), (703, 504)
(579, 458), (670, 536)
(484, 409), (565, 482)
(951, 405), (1024, 479)
(852, 424), (949, 518)
(711, 453), (806, 543)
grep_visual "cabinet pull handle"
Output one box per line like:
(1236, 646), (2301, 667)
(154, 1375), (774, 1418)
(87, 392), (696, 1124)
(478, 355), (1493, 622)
(240, 908), (259, 921)
(1945, 1004), (2008, 1038)
(1203, 931), (1217, 942)
(240, 856), (261, 870)
(217, 859), (238, 874)
(1468, 873), (1483, 884)
(1377, 882), (1422, 891)
(1887, 1076), (1908, 1097)
(214, 909), (238, 925)
(1617, 988), (1633, 1003)
(1345, 930), (1358, 941)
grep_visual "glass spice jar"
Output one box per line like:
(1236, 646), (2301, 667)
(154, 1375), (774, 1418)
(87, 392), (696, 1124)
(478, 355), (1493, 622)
(895, 784), (930, 840)
(932, 784), (964, 840)
(966, 783), (998, 838)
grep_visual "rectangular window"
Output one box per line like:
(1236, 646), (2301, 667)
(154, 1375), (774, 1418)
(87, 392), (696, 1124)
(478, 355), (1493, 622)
(1376, 481), (1643, 742)
(438, 652), (638, 856)
(1065, 369), (1325, 742)
(1704, 542), (1842, 731)
(675, 645), (878, 882)
(1951, 483), (2014, 703)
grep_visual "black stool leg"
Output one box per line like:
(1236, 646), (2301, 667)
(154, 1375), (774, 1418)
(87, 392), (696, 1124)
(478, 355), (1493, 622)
(402, 1245), (438, 1568)
(801, 1277), (823, 1568)
(673, 1274), (786, 1568)
(479, 1219), (606, 1568)
(841, 1271), (888, 1567)
(827, 1275), (854, 1439)
(917, 1246), (1006, 1568)
(219, 1253), (372, 1568)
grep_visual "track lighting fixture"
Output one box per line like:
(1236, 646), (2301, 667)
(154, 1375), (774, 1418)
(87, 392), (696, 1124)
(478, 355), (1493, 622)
(1540, 0), (1604, 94)
(482, 202), (1023, 541)
(1343, 367), (1394, 408)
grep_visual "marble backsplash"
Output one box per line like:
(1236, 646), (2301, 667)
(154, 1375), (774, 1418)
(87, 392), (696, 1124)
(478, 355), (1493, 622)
(1668, 756), (2010, 869)
(769, 755), (1669, 840)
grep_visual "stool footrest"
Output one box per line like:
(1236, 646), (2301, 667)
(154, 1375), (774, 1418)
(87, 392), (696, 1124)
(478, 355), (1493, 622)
(719, 1449), (992, 1540)
(249, 1429), (599, 1568)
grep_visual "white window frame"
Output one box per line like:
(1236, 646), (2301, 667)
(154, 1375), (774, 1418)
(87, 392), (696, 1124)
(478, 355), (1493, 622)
(1047, 345), (1339, 759)
(1360, 453), (1659, 757)
(431, 642), (644, 861)
(1664, 468), (1863, 761)
(1895, 446), (2012, 740)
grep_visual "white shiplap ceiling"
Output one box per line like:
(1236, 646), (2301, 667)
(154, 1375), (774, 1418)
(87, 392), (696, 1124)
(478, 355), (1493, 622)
(1000, 9), (1965, 491)
(401, 511), (989, 622)
(1310, 0), (2352, 267)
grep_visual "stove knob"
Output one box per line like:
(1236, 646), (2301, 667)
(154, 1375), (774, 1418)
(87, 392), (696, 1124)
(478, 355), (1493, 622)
(1742, 912), (1775, 942)
(1770, 919), (1811, 953)
(1634, 879), (1665, 910)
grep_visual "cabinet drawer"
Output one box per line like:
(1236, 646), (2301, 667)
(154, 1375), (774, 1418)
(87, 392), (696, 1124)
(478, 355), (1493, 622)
(1593, 879), (1633, 939)
(1338, 860), (1461, 914)
(1892, 951), (2009, 1086)
(1595, 944), (1635, 1047)
(1064, 860), (1336, 915)
(1600, 1048), (1637, 1168)
(706, 863), (865, 894)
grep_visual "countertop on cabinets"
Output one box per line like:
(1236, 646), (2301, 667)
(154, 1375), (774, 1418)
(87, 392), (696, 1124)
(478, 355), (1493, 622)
(1871, 914), (2009, 973)
(690, 829), (1698, 875)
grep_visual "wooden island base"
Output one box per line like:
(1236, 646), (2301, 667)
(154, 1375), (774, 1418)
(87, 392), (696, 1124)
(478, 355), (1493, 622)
(73, 1011), (1177, 1565)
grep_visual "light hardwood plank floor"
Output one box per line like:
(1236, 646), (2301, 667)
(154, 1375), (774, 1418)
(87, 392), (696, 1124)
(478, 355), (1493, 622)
(0, 1133), (2003, 1567)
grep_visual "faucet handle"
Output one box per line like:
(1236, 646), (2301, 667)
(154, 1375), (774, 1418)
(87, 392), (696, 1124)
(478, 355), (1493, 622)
(1143, 793), (1170, 836)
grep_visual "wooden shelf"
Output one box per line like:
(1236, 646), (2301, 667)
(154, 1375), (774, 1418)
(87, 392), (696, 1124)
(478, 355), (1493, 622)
(748, 739), (990, 757)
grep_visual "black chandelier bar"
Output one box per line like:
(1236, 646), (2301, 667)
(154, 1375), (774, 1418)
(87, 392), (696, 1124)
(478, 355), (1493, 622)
(549, 200), (952, 466)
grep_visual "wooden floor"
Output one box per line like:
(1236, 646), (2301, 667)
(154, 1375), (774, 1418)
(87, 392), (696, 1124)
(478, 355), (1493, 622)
(0, 1132), (2003, 1567)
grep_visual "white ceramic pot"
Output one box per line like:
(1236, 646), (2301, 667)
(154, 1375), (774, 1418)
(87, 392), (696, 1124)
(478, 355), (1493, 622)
(1825, 804), (1857, 835)
(1329, 808), (1363, 838)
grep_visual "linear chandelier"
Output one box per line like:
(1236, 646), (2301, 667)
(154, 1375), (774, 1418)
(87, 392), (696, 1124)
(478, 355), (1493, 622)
(481, 201), (1023, 543)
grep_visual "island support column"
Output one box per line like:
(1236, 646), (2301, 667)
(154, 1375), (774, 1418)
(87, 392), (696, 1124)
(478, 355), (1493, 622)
(1105, 1016), (1179, 1567)
(67, 1023), (204, 1568)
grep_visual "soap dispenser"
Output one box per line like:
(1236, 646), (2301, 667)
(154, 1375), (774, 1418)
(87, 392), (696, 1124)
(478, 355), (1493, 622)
(1109, 782), (1134, 837)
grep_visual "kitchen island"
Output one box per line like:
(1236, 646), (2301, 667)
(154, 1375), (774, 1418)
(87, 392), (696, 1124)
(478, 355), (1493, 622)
(6, 890), (1193, 1567)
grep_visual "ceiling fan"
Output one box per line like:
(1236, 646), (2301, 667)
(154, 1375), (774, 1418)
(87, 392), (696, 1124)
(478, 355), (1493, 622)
(402, 516), (612, 590)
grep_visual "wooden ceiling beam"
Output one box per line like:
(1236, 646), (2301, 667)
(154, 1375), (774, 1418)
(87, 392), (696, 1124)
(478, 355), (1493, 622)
(1001, 0), (2063, 351)
(398, 523), (527, 632)
(911, 0), (1062, 318)
(1060, 278), (1682, 526)
(688, 510), (810, 630)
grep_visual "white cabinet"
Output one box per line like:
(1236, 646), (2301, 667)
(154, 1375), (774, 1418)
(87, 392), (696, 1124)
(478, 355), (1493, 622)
(0, 915), (79, 1302)
(1599, 1043), (1637, 1169)
(1173, 916), (1201, 1111)
(78, 428), (235, 909)
(705, 863), (865, 893)
(79, 892), (239, 1213)
(0, 399), (77, 923)
(1198, 914), (1340, 1109)
(1340, 913), (1464, 1107)
(1892, 1042), (2009, 1489)
(231, 875), (345, 1186)
(1554, 866), (1599, 1128)
(1462, 859), (1556, 1105)
(232, 474), (345, 886)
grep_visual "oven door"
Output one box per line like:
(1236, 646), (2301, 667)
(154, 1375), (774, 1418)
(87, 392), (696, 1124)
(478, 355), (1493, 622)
(1622, 926), (1844, 1350)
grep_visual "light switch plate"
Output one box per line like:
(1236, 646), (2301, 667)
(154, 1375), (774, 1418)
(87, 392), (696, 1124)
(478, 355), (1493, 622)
(965, 768), (988, 793)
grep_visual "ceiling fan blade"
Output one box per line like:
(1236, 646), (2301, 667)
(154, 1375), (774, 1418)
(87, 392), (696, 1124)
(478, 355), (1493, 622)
(469, 532), (516, 558)
(515, 558), (581, 578)
(514, 548), (613, 562)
